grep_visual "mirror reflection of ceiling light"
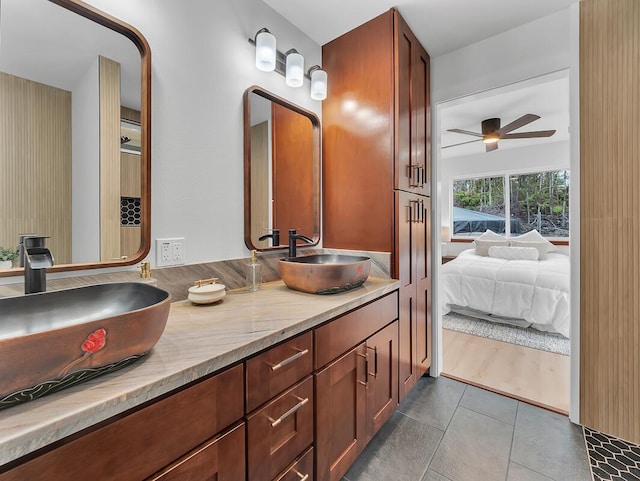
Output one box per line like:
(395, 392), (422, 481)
(249, 28), (328, 101)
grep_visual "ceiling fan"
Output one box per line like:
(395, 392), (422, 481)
(444, 114), (556, 152)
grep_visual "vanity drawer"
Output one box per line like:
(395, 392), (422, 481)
(147, 422), (245, 481)
(247, 376), (314, 481)
(273, 446), (314, 481)
(315, 291), (398, 369)
(0, 364), (244, 481)
(246, 331), (313, 412)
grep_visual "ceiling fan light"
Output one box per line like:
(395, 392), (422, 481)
(483, 136), (499, 144)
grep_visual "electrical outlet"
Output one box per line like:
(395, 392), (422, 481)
(156, 238), (185, 266)
(172, 239), (184, 263)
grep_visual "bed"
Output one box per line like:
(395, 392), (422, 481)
(440, 248), (570, 338)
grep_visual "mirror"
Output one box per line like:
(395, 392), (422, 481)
(243, 86), (320, 251)
(0, 0), (151, 277)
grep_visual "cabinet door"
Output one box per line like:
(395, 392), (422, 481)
(394, 11), (431, 196)
(412, 41), (431, 196)
(147, 423), (245, 481)
(366, 321), (398, 442)
(315, 343), (367, 481)
(415, 198), (431, 377)
(322, 11), (395, 253)
(395, 190), (418, 401)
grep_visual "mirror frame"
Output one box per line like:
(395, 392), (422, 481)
(243, 86), (321, 252)
(0, 0), (151, 278)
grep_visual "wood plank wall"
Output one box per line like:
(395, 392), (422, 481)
(99, 56), (122, 262)
(0, 72), (72, 264)
(580, 0), (640, 443)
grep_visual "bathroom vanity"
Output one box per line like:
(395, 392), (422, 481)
(0, 278), (401, 481)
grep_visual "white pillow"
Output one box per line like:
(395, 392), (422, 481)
(510, 230), (557, 252)
(475, 239), (509, 256)
(476, 229), (506, 241)
(488, 246), (539, 261)
(510, 240), (549, 260)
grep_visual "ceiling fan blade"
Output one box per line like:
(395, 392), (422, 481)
(497, 114), (540, 135)
(501, 130), (556, 139)
(485, 142), (499, 153)
(447, 128), (483, 138)
(442, 139), (482, 149)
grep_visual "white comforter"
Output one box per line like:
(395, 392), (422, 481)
(440, 249), (570, 338)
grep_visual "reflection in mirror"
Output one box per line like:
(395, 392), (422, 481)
(244, 86), (320, 252)
(0, 0), (151, 276)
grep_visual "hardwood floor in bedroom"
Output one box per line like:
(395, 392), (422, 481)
(442, 329), (570, 413)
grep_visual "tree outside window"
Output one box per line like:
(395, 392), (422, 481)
(452, 169), (569, 239)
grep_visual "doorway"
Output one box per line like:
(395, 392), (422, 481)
(434, 71), (572, 413)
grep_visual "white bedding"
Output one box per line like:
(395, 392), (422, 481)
(440, 248), (570, 338)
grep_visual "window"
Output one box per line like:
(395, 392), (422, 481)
(451, 169), (569, 239)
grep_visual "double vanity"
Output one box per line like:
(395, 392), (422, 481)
(0, 278), (400, 481)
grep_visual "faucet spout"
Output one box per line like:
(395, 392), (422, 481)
(23, 236), (54, 294)
(288, 229), (314, 258)
(258, 229), (280, 247)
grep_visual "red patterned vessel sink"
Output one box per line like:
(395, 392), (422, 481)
(0, 282), (171, 409)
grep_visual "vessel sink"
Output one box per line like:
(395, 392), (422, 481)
(278, 254), (371, 294)
(0, 282), (171, 410)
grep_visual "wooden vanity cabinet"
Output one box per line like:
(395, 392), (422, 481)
(316, 343), (368, 481)
(246, 331), (313, 413)
(322, 7), (432, 403)
(314, 293), (399, 481)
(245, 331), (315, 481)
(147, 422), (245, 481)
(0, 364), (244, 481)
(397, 192), (432, 399)
(247, 377), (314, 481)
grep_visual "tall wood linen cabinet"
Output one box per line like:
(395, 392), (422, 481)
(322, 8), (432, 401)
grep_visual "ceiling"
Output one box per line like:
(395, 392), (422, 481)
(261, 0), (573, 160)
(261, 0), (576, 57)
(440, 74), (570, 159)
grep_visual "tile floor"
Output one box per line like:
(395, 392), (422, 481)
(343, 376), (593, 481)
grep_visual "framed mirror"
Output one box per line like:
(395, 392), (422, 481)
(0, 0), (151, 277)
(243, 86), (321, 251)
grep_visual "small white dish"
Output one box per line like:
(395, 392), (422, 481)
(188, 281), (226, 305)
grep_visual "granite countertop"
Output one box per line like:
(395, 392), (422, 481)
(0, 277), (399, 467)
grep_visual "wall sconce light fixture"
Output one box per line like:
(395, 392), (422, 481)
(254, 28), (276, 72)
(285, 49), (304, 88)
(307, 65), (328, 101)
(249, 28), (328, 100)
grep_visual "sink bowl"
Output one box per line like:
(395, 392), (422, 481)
(278, 254), (371, 294)
(0, 282), (171, 410)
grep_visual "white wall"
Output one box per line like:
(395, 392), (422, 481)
(431, 8), (572, 104)
(83, 0), (322, 266)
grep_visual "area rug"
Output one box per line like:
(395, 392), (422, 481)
(443, 311), (570, 356)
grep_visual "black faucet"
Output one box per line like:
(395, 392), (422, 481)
(258, 229), (280, 247)
(23, 236), (54, 294)
(288, 229), (314, 258)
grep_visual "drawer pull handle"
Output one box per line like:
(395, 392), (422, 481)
(269, 348), (309, 371)
(292, 469), (309, 481)
(267, 395), (309, 427)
